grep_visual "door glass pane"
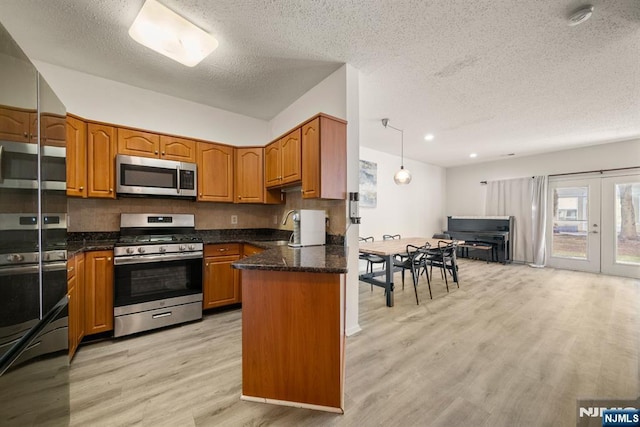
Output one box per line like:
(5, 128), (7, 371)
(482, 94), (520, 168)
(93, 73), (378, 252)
(615, 183), (640, 265)
(552, 186), (588, 258)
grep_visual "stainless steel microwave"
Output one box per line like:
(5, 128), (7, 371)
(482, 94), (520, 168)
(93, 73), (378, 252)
(116, 154), (197, 198)
(0, 140), (66, 190)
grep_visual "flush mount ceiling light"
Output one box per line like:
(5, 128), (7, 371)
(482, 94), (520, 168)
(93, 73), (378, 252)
(424, 134), (435, 141)
(129, 0), (219, 67)
(568, 5), (594, 26)
(469, 153), (478, 158)
(382, 118), (412, 185)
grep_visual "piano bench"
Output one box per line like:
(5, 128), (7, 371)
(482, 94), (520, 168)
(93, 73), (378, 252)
(458, 244), (494, 263)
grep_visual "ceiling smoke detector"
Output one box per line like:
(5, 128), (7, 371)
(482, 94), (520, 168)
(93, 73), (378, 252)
(568, 5), (594, 26)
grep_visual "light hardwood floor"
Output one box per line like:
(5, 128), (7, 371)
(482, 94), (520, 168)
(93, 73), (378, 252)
(68, 261), (639, 426)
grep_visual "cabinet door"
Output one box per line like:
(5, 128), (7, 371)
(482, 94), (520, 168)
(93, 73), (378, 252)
(117, 128), (160, 158)
(264, 141), (281, 188)
(280, 128), (302, 185)
(160, 135), (196, 162)
(84, 250), (114, 335)
(197, 142), (234, 202)
(301, 118), (320, 199)
(40, 114), (66, 147)
(76, 254), (86, 343)
(0, 106), (32, 142)
(235, 147), (264, 203)
(66, 116), (87, 198)
(87, 123), (116, 198)
(67, 276), (78, 358)
(203, 254), (241, 309)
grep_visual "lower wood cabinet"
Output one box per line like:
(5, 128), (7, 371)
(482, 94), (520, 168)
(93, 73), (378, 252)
(67, 253), (85, 359)
(203, 244), (241, 309)
(84, 250), (114, 335)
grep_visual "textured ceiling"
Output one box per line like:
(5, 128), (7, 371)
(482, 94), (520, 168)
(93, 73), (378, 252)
(0, 0), (638, 167)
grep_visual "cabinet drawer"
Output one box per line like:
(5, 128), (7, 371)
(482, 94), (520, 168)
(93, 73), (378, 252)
(205, 243), (241, 257)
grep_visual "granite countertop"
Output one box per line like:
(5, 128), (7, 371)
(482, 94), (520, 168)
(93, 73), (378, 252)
(231, 244), (348, 274)
(67, 240), (118, 256)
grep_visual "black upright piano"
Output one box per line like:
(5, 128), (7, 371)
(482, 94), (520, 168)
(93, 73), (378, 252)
(446, 216), (514, 264)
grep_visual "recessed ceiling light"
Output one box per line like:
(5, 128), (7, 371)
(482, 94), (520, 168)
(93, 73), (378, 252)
(568, 5), (594, 26)
(469, 153), (478, 158)
(424, 134), (435, 141)
(129, 0), (219, 67)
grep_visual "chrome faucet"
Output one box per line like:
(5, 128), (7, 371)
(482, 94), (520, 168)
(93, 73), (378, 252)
(282, 210), (295, 225)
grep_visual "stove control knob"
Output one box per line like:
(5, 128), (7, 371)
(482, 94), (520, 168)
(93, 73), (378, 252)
(126, 248), (134, 255)
(138, 247), (146, 254)
(159, 246), (166, 253)
(188, 244), (195, 251)
(179, 245), (186, 251)
(7, 254), (24, 263)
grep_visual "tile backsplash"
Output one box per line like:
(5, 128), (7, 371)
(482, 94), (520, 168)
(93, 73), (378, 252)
(68, 192), (346, 235)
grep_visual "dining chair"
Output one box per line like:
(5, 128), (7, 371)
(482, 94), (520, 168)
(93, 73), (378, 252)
(393, 244), (432, 304)
(359, 237), (386, 290)
(382, 234), (401, 240)
(426, 240), (459, 293)
(383, 234), (410, 275)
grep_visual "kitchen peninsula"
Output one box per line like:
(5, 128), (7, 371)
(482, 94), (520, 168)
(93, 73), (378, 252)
(233, 245), (348, 413)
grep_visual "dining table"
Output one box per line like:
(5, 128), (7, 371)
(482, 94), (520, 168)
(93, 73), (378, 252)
(358, 237), (463, 307)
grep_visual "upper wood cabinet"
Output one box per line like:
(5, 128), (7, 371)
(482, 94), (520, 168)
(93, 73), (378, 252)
(0, 106), (35, 143)
(265, 128), (301, 188)
(160, 135), (196, 162)
(235, 147), (264, 203)
(197, 142), (234, 202)
(40, 114), (66, 147)
(87, 123), (116, 199)
(301, 115), (346, 200)
(117, 128), (160, 158)
(66, 116), (87, 197)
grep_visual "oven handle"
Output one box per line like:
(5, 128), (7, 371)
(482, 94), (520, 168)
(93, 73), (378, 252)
(113, 251), (203, 265)
(176, 166), (181, 194)
(0, 144), (3, 182)
(0, 261), (67, 276)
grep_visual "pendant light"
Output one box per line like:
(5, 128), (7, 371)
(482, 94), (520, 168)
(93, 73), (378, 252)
(382, 118), (412, 185)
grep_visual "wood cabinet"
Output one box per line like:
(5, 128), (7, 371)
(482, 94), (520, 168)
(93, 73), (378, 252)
(40, 114), (66, 147)
(117, 128), (160, 158)
(241, 270), (345, 412)
(197, 142), (234, 202)
(84, 250), (114, 335)
(87, 123), (116, 199)
(67, 253), (85, 359)
(160, 135), (196, 162)
(0, 106), (37, 143)
(243, 244), (264, 258)
(301, 115), (347, 200)
(265, 128), (301, 188)
(235, 147), (264, 203)
(66, 115), (87, 197)
(203, 244), (241, 309)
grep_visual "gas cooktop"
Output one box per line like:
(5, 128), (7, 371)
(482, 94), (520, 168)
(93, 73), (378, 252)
(116, 234), (201, 246)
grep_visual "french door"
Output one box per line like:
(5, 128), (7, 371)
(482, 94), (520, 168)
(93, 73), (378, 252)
(547, 173), (640, 279)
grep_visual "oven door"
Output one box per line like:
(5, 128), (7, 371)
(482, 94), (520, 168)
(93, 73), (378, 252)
(114, 253), (203, 307)
(0, 264), (40, 360)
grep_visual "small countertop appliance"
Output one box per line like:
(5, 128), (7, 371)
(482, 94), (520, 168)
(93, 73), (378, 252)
(282, 209), (326, 247)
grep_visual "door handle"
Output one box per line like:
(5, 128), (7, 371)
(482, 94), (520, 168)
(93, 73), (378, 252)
(591, 231), (599, 234)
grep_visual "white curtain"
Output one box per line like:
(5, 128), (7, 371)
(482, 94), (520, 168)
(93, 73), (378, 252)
(485, 176), (548, 265)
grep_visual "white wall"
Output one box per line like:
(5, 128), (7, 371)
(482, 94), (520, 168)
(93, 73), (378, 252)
(32, 61), (268, 145)
(268, 65), (347, 138)
(359, 147), (447, 241)
(446, 139), (640, 219)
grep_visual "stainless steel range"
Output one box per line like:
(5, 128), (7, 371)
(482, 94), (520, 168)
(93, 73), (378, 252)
(113, 213), (203, 337)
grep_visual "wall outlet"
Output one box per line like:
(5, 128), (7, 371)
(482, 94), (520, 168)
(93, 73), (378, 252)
(231, 215), (238, 225)
(273, 215), (278, 225)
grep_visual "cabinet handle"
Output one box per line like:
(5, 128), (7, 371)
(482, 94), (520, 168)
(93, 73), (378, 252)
(218, 248), (228, 252)
(67, 266), (74, 272)
(206, 263), (209, 267)
(238, 196), (242, 199)
(109, 188), (113, 192)
(107, 257), (112, 261)
(79, 186), (84, 190)
(199, 193), (203, 197)
(23, 132), (28, 137)
(154, 150), (159, 155)
(161, 152), (165, 155)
